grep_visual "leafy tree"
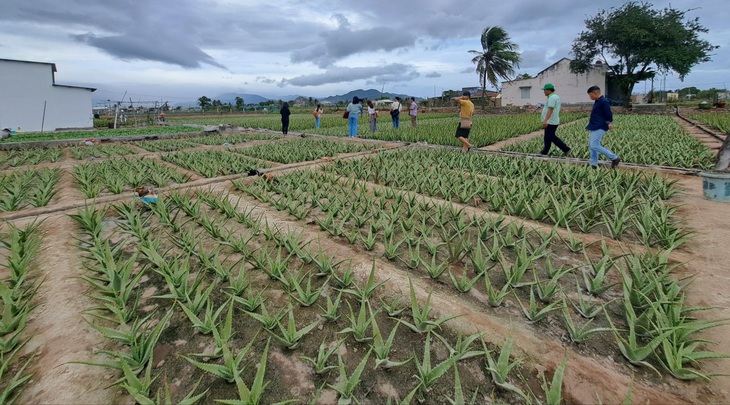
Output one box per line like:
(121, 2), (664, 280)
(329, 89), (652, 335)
(570, 1), (717, 106)
(234, 97), (244, 111)
(198, 96), (211, 110)
(469, 26), (521, 110)
(516, 73), (532, 80)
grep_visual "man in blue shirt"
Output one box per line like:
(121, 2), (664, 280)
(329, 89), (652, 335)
(540, 83), (571, 156)
(586, 85), (620, 168)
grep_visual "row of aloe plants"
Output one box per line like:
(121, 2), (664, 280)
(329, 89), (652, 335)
(307, 113), (588, 148)
(689, 112), (730, 133)
(0, 221), (44, 403)
(0, 168), (61, 212)
(232, 165), (724, 382)
(68, 190), (553, 404)
(231, 138), (378, 164)
(72, 158), (189, 198)
(70, 144), (138, 160)
(502, 115), (715, 169)
(0, 148), (62, 170)
(323, 147), (687, 248)
(161, 150), (269, 178)
(135, 133), (283, 152)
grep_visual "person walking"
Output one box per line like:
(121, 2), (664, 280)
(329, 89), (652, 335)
(367, 100), (378, 133)
(346, 96), (364, 137)
(540, 83), (571, 156)
(453, 91), (475, 152)
(408, 97), (418, 127)
(280, 102), (291, 135)
(390, 97), (401, 128)
(313, 104), (323, 129)
(586, 85), (620, 168)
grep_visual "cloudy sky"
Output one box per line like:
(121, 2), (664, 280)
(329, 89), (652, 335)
(1, 0), (727, 105)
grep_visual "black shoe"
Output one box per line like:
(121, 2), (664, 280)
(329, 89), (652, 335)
(563, 149), (571, 157)
(611, 157), (620, 168)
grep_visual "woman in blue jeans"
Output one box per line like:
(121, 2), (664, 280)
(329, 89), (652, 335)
(346, 96), (364, 137)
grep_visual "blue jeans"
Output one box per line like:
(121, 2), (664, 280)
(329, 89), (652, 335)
(315, 117), (320, 128)
(348, 115), (359, 136)
(370, 117), (377, 132)
(392, 114), (399, 128)
(588, 129), (617, 166)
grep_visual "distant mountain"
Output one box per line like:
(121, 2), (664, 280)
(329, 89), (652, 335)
(212, 93), (271, 105)
(322, 89), (410, 104)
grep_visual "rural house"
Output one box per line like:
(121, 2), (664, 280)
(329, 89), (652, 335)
(501, 58), (608, 106)
(0, 58), (96, 133)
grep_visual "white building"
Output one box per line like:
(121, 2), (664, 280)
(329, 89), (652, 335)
(0, 59), (96, 132)
(501, 58), (607, 107)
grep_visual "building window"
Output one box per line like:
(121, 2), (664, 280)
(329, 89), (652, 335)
(520, 87), (531, 99)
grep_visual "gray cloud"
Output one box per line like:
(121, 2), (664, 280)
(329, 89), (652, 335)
(280, 64), (420, 87)
(290, 14), (416, 68)
(425, 72), (441, 78)
(73, 32), (226, 69)
(256, 76), (278, 84)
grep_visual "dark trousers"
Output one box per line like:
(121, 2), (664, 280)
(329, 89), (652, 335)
(282, 119), (289, 134)
(541, 124), (569, 155)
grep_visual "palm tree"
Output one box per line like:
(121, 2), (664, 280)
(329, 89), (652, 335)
(469, 26), (522, 110)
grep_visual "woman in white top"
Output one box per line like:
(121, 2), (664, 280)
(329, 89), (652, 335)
(367, 100), (377, 133)
(390, 97), (401, 128)
(346, 96), (364, 137)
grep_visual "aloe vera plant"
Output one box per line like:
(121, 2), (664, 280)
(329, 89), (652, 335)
(328, 350), (372, 405)
(267, 304), (320, 349)
(371, 319), (411, 369)
(339, 298), (376, 343)
(398, 277), (459, 333)
(301, 338), (343, 375)
(185, 334), (256, 383)
(318, 291), (342, 322)
(448, 269), (483, 293)
(516, 287), (564, 323)
(482, 337), (527, 399)
(413, 332), (463, 398)
(540, 356), (567, 405)
(561, 306), (611, 343)
(340, 261), (387, 301)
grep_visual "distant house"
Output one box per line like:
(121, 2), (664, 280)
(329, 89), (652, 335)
(501, 58), (607, 107)
(0, 58), (96, 132)
(461, 87), (501, 107)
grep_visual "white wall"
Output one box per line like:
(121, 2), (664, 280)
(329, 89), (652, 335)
(0, 60), (94, 132)
(502, 59), (606, 106)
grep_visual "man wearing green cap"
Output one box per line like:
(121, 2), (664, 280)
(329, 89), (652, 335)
(540, 83), (571, 156)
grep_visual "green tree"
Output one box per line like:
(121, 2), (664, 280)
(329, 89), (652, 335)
(198, 96), (212, 110)
(469, 26), (521, 110)
(516, 73), (532, 80)
(570, 1), (717, 106)
(235, 96), (245, 111)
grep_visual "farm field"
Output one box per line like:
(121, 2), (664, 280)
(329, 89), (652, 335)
(0, 125), (202, 144)
(0, 119), (729, 404)
(688, 111), (730, 133)
(501, 115), (717, 169)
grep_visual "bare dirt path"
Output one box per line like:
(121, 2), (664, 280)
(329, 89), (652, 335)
(673, 116), (723, 152)
(670, 174), (730, 401)
(18, 215), (121, 405)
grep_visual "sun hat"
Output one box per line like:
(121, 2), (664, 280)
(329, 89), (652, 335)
(541, 83), (555, 90)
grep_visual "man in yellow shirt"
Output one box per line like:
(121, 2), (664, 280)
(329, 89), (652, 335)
(453, 91), (475, 152)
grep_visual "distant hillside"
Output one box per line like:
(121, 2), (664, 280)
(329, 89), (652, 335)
(322, 89), (410, 103)
(212, 93), (272, 105)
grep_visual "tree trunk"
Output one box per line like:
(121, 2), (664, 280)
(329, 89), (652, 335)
(715, 132), (730, 171)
